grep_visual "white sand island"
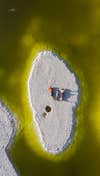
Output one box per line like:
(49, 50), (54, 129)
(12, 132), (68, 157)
(28, 51), (79, 154)
(0, 102), (17, 176)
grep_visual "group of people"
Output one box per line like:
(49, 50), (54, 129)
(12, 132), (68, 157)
(48, 86), (74, 101)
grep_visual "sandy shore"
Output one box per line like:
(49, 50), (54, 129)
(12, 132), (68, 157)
(0, 102), (17, 176)
(28, 51), (79, 154)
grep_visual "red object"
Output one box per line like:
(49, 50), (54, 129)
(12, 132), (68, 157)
(48, 87), (53, 93)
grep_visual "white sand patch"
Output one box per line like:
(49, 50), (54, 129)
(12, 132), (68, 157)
(0, 102), (17, 176)
(28, 51), (79, 154)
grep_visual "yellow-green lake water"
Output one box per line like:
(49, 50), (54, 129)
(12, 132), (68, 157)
(0, 0), (100, 176)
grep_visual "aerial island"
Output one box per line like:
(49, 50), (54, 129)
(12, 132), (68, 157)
(28, 51), (79, 154)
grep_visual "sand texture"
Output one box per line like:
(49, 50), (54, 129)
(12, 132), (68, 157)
(28, 51), (79, 154)
(0, 102), (17, 176)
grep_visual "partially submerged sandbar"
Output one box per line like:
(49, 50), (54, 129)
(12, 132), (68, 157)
(28, 51), (79, 154)
(0, 102), (17, 176)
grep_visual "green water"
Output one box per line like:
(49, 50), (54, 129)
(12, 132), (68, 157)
(0, 0), (100, 176)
